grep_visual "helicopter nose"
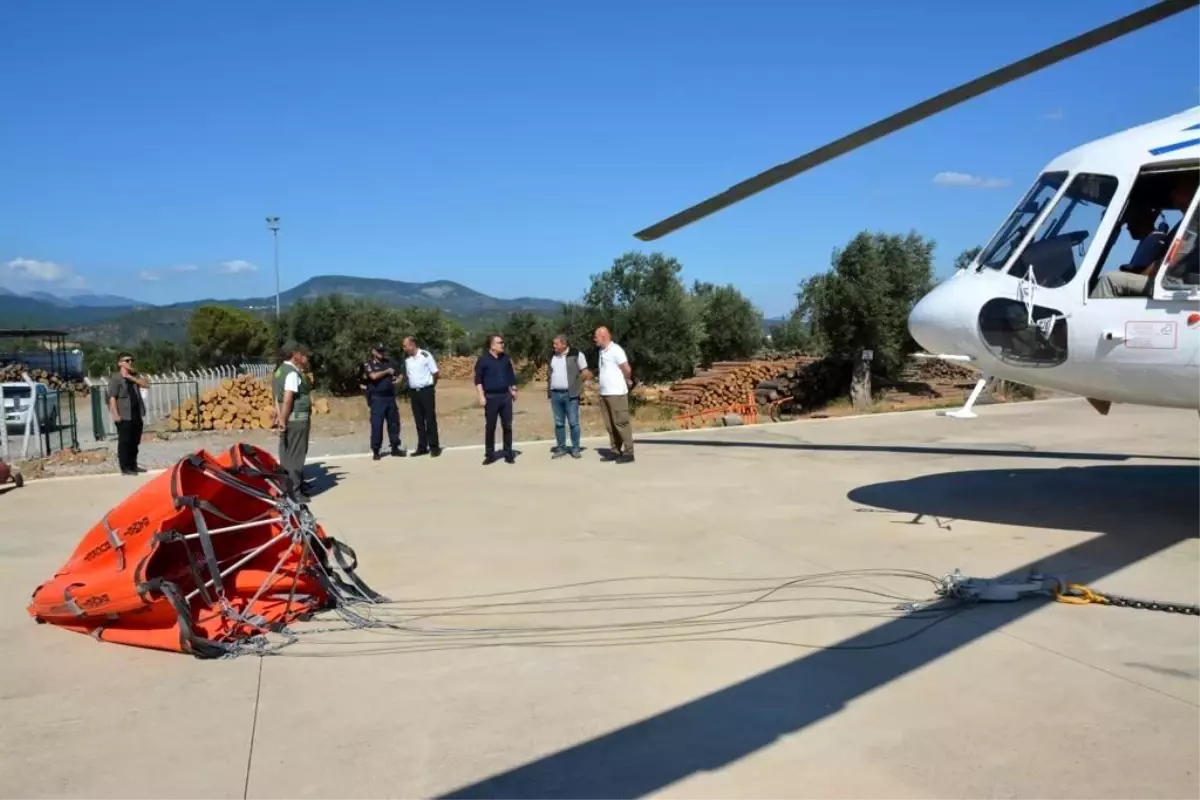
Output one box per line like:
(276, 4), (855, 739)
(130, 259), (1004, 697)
(908, 280), (965, 355)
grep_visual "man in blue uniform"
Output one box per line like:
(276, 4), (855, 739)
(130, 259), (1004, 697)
(363, 343), (406, 461)
(473, 333), (517, 465)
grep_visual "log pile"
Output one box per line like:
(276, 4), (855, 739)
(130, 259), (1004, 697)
(167, 374), (329, 432)
(899, 357), (978, 384)
(0, 363), (89, 395)
(437, 356), (477, 380)
(664, 360), (800, 410)
(433, 355), (549, 382)
(758, 355), (985, 414)
(753, 357), (845, 410)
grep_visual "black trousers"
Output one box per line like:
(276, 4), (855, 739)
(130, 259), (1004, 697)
(368, 395), (401, 453)
(484, 392), (513, 458)
(115, 417), (143, 472)
(409, 386), (439, 452)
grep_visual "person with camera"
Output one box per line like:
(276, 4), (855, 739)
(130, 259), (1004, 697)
(107, 352), (150, 476)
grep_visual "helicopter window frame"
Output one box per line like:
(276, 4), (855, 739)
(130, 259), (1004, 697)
(1086, 161), (1199, 301)
(975, 171), (1069, 273)
(1004, 171), (1120, 289)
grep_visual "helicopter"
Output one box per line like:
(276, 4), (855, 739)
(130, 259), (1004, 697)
(633, 0), (1200, 417)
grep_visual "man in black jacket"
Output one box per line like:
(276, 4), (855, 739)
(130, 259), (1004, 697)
(474, 334), (517, 465)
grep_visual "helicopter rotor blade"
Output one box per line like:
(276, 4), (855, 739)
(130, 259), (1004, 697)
(634, 0), (1199, 242)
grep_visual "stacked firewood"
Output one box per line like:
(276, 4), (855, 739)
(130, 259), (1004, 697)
(899, 357), (979, 384)
(664, 361), (798, 410)
(437, 356), (477, 380)
(167, 374), (329, 432)
(0, 363), (89, 395)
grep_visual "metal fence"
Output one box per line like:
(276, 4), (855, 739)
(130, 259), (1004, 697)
(86, 363), (271, 441)
(1, 382), (78, 461)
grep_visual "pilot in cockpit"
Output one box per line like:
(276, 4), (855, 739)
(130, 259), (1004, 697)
(1091, 204), (1167, 298)
(1092, 172), (1198, 298)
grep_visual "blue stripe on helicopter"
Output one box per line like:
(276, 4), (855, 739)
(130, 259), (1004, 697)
(1149, 138), (1200, 156)
(1184, 123), (1200, 131)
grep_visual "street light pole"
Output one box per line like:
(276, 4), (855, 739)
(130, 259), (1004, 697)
(265, 216), (281, 345)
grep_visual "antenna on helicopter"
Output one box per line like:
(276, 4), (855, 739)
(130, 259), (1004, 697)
(634, 0), (1199, 242)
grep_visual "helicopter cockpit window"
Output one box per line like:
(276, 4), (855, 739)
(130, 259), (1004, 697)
(977, 171), (1067, 271)
(1006, 172), (1118, 288)
(1088, 164), (1197, 299)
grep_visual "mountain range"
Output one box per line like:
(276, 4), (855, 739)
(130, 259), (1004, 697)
(0, 275), (562, 345)
(0, 287), (147, 309)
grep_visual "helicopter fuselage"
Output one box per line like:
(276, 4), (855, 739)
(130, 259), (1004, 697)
(908, 107), (1200, 412)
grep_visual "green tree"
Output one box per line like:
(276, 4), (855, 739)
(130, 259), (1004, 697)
(502, 310), (555, 372)
(691, 281), (763, 366)
(766, 309), (813, 353)
(286, 295), (410, 394)
(954, 245), (982, 272)
(552, 302), (605, 361)
(187, 305), (271, 367)
(79, 341), (121, 377)
(800, 231), (936, 408)
(132, 339), (187, 374)
(406, 307), (456, 354)
(581, 251), (700, 383)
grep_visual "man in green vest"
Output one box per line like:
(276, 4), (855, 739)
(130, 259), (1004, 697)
(273, 342), (313, 502)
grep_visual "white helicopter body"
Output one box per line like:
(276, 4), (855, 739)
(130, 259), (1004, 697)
(630, 3), (1200, 417)
(908, 107), (1200, 412)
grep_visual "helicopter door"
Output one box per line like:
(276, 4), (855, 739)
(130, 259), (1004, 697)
(1075, 166), (1199, 402)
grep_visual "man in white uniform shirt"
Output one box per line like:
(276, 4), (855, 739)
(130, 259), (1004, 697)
(402, 336), (442, 457)
(546, 333), (587, 459)
(592, 325), (634, 463)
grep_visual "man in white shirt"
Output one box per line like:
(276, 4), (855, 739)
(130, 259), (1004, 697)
(401, 336), (441, 457)
(546, 333), (587, 459)
(591, 325), (634, 463)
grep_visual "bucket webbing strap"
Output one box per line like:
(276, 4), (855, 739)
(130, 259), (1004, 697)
(101, 514), (126, 571)
(190, 506), (226, 601)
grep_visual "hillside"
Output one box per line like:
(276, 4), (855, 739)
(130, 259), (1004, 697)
(0, 294), (139, 329)
(168, 275), (562, 316)
(0, 275), (562, 346)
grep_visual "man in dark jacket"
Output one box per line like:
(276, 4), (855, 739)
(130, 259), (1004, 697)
(546, 334), (587, 459)
(473, 333), (517, 465)
(363, 343), (406, 460)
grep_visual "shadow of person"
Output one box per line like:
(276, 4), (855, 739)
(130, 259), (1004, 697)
(304, 461), (345, 497)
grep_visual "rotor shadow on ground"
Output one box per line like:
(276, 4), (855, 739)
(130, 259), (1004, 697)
(438, 463), (1197, 799)
(849, 463), (1200, 544)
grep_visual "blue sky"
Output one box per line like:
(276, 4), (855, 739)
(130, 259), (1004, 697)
(1, 1), (1197, 316)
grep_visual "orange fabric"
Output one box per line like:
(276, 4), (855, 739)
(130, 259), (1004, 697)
(27, 444), (332, 657)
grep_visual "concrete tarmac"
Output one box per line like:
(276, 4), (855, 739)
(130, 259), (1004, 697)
(2, 398), (1197, 799)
